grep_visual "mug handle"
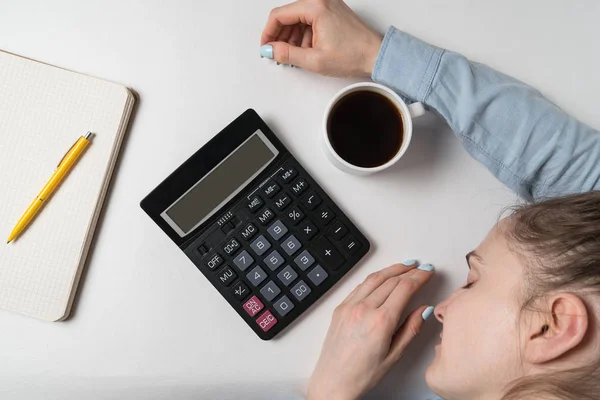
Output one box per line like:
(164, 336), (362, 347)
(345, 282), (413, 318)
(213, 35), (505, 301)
(407, 102), (426, 119)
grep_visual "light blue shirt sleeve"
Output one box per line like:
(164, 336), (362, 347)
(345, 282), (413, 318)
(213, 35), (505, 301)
(372, 26), (600, 201)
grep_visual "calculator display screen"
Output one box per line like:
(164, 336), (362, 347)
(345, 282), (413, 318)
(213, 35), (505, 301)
(161, 130), (279, 236)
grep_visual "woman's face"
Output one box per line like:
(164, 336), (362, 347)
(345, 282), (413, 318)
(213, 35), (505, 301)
(425, 218), (527, 399)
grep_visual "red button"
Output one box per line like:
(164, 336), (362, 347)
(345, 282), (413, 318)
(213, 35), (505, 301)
(256, 310), (278, 332)
(243, 295), (264, 317)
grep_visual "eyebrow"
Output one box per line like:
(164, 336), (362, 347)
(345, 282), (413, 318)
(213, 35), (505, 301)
(465, 250), (483, 269)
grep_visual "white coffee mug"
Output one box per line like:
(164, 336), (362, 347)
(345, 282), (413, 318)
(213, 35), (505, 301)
(323, 82), (425, 175)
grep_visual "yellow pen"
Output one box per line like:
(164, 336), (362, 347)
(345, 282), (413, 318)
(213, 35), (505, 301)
(7, 132), (94, 243)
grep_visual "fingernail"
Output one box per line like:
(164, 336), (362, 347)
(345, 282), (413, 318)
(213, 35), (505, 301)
(260, 44), (274, 59)
(276, 62), (280, 66)
(403, 259), (417, 266)
(422, 306), (435, 321)
(418, 263), (435, 272)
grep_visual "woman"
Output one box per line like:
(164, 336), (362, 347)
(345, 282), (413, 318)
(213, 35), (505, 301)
(259, 1), (600, 399)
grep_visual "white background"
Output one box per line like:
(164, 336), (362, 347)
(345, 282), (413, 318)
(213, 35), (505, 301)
(1, 1), (599, 399)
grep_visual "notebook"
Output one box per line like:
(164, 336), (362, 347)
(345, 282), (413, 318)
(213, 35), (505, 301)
(0, 50), (135, 321)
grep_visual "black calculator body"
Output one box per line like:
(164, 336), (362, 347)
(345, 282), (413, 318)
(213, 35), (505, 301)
(141, 109), (370, 340)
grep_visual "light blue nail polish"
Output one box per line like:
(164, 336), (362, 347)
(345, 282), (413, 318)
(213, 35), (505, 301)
(418, 263), (435, 272)
(403, 259), (417, 266)
(260, 44), (274, 59)
(422, 306), (435, 321)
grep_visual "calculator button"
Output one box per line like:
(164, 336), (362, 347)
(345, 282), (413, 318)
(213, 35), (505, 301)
(312, 236), (345, 271)
(232, 250), (254, 272)
(221, 221), (235, 235)
(256, 310), (278, 332)
(307, 265), (328, 286)
(291, 280), (312, 302)
(277, 265), (298, 287)
(341, 235), (361, 255)
(281, 235), (302, 256)
(216, 265), (237, 287)
(273, 192), (292, 211)
(301, 191), (322, 211)
(205, 253), (223, 270)
(246, 265), (268, 287)
(286, 206), (305, 226)
(263, 180), (281, 198)
(250, 235), (271, 256)
(257, 208), (275, 226)
(230, 215), (241, 226)
(294, 250), (315, 271)
(274, 295), (295, 317)
(264, 250), (285, 271)
(290, 177), (309, 196)
(197, 244), (209, 256)
(239, 222), (258, 241)
(247, 196), (263, 213)
(316, 205), (335, 226)
(278, 166), (298, 183)
(242, 295), (264, 317)
(230, 281), (251, 301)
(327, 220), (348, 241)
(260, 280), (281, 302)
(267, 220), (288, 241)
(223, 238), (241, 256)
(298, 220), (319, 241)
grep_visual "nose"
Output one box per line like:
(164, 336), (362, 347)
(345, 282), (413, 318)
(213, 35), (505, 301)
(435, 290), (460, 323)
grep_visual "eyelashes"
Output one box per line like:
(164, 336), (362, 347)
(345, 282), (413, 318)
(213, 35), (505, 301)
(462, 281), (475, 289)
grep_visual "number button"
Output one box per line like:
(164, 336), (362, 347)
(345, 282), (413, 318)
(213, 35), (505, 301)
(291, 280), (312, 302)
(216, 265), (237, 287)
(274, 295), (295, 317)
(290, 177), (309, 196)
(273, 192), (292, 211)
(242, 295), (264, 317)
(256, 310), (278, 332)
(277, 265), (298, 287)
(247, 196), (263, 213)
(278, 166), (298, 183)
(230, 281), (250, 301)
(293, 250), (315, 271)
(263, 180), (281, 198)
(327, 220), (348, 241)
(298, 220), (318, 241)
(223, 238), (240, 256)
(205, 253), (223, 270)
(246, 265), (268, 287)
(307, 265), (328, 286)
(316, 205), (335, 226)
(250, 235), (271, 256)
(267, 220), (288, 241)
(286, 206), (305, 226)
(257, 208), (275, 226)
(264, 250), (285, 271)
(239, 222), (258, 241)
(232, 250), (254, 272)
(301, 191), (322, 211)
(281, 235), (302, 256)
(259, 280), (281, 302)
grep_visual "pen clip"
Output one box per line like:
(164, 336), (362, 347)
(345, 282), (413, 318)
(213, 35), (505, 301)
(56, 132), (92, 168)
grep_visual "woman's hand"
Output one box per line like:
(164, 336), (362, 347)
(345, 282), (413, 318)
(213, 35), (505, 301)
(307, 261), (435, 400)
(260, 0), (383, 77)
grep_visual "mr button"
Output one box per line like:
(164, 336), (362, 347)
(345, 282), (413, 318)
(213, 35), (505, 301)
(311, 236), (344, 271)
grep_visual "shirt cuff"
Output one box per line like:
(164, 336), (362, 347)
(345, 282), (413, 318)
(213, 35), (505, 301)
(372, 26), (444, 102)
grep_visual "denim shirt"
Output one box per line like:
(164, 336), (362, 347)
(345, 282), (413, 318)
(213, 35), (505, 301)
(373, 26), (600, 201)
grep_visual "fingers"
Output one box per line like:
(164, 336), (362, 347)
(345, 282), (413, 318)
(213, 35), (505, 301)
(382, 265), (434, 318)
(350, 263), (416, 303)
(301, 25), (313, 48)
(267, 41), (317, 69)
(277, 25), (293, 43)
(261, 2), (315, 45)
(386, 306), (434, 364)
(288, 24), (304, 47)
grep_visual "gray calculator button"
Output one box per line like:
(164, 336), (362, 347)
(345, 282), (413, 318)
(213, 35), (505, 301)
(260, 280), (281, 302)
(232, 250), (254, 271)
(267, 220), (288, 241)
(294, 250), (315, 271)
(291, 280), (312, 302)
(246, 265), (268, 287)
(250, 235), (271, 256)
(274, 295), (295, 317)
(264, 250), (285, 271)
(307, 265), (328, 286)
(281, 235), (301, 256)
(277, 265), (298, 287)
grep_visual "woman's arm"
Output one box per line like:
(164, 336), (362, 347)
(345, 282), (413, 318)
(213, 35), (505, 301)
(373, 27), (600, 201)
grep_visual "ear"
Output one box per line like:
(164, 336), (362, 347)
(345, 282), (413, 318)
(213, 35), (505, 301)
(523, 293), (589, 364)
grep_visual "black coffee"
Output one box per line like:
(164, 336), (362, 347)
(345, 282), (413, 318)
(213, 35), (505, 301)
(327, 91), (403, 168)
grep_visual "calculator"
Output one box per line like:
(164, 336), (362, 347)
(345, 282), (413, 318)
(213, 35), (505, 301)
(140, 109), (370, 340)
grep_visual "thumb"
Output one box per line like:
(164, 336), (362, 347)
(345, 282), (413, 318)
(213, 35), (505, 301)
(387, 305), (434, 364)
(266, 42), (318, 69)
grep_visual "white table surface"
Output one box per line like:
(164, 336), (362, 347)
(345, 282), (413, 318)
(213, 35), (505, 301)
(1, 1), (599, 399)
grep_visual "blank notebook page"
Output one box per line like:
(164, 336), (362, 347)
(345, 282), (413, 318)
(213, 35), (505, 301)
(0, 51), (134, 321)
